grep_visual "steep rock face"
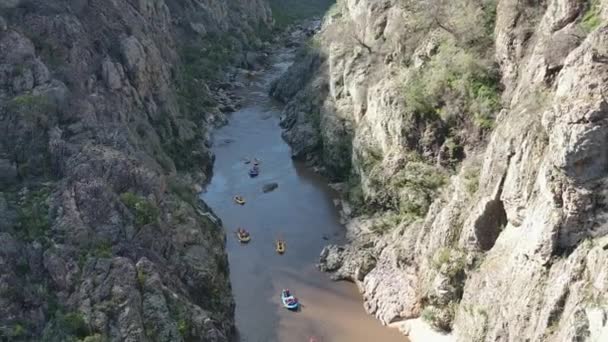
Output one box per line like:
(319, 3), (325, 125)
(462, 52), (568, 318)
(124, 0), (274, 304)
(274, 0), (608, 340)
(0, 0), (270, 341)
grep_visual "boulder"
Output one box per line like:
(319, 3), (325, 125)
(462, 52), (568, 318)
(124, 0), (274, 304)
(0, 30), (35, 64)
(262, 182), (278, 193)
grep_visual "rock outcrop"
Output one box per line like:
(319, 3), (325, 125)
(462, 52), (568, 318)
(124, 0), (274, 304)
(274, 0), (608, 340)
(0, 0), (271, 341)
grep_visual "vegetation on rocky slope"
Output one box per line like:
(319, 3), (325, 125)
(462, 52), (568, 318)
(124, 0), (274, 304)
(0, 0), (272, 340)
(404, 41), (501, 130)
(401, 0), (500, 126)
(581, 0), (602, 32)
(335, 0), (500, 227)
(276, 0), (608, 339)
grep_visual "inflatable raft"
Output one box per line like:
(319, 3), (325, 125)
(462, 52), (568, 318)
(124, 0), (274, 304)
(281, 289), (299, 311)
(237, 230), (251, 243)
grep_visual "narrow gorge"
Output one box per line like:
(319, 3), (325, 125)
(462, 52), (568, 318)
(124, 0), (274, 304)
(1, 0), (607, 341)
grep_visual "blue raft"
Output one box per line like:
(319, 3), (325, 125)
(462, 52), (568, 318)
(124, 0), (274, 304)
(281, 289), (299, 311)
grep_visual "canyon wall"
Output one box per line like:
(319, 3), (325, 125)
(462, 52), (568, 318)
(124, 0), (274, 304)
(273, 0), (608, 340)
(0, 0), (270, 340)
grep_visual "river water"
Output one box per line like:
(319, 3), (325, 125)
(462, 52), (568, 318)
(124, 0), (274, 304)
(202, 47), (406, 342)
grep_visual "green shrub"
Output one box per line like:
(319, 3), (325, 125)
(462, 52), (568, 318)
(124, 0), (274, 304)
(407, 0), (497, 50)
(404, 41), (501, 130)
(161, 136), (207, 171)
(371, 211), (417, 233)
(120, 192), (160, 227)
(177, 319), (189, 337)
(323, 135), (353, 179)
(17, 187), (51, 242)
(421, 303), (457, 332)
(137, 270), (147, 288)
(581, 0), (602, 32)
(93, 241), (113, 259)
(8, 94), (57, 128)
(421, 306), (438, 324)
(390, 161), (447, 217)
(482, 0), (498, 39)
(348, 154), (448, 219)
(168, 177), (197, 208)
(11, 323), (26, 338)
(357, 146), (383, 172)
(404, 72), (439, 119)
(176, 32), (244, 119)
(60, 312), (89, 338)
(431, 247), (467, 279)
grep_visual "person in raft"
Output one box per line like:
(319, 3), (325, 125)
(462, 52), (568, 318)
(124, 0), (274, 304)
(284, 289), (297, 304)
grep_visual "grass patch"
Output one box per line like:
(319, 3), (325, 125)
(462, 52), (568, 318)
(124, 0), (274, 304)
(120, 192), (160, 227)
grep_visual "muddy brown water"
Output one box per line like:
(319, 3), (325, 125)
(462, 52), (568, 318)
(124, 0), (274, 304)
(202, 48), (407, 342)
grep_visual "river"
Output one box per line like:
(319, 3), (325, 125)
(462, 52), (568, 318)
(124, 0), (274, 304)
(201, 46), (407, 342)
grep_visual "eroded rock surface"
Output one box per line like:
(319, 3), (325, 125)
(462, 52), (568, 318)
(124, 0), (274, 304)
(0, 0), (271, 340)
(276, 0), (608, 340)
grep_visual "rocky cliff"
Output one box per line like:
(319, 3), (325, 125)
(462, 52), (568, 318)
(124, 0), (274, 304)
(0, 0), (270, 341)
(273, 0), (608, 340)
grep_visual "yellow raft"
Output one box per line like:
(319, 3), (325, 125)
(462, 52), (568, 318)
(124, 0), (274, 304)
(234, 196), (245, 205)
(276, 240), (286, 254)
